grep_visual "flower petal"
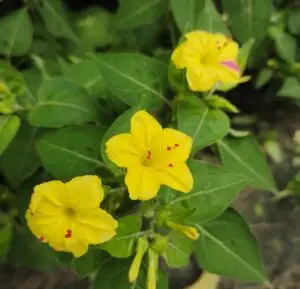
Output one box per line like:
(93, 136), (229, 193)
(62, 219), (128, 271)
(105, 133), (141, 168)
(158, 162), (193, 193)
(65, 239), (88, 257)
(32, 181), (66, 211)
(131, 110), (163, 152)
(77, 209), (118, 231)
(125, 165), (161, 201)
(65, 175), (104, 209)
(186, 66), (218, 92)
(216, 64), (240, 84)
(75, 209), (117, 244)
(160, 128), (192, 162)
(171, 42), (188, 69)
(218, 40), (239, 61)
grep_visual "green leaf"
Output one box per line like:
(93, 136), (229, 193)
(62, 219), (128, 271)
(72, 249), (104, 278)
(287, 9), (300, 35)
(101, 215), (142, 258)
(6, 225), (59, 271)
(101, 106), (146, 172)
(116, 0), (168, 30)
(0, 9), (33, 56)
(171, 0), (229, 35)
(255, 68), (273, 89)
(0, 121), (40, 188)
(171, 160), (247, 223)
(269, 26), (297, 64)
(92, 53), (169, 108)
(178, 97), (230, 154)
(63, 59), (107, 96)
(222, 0), (272, 44)
(75, 7), (116, 51)
(277, 77), (300, 99)
(238, 38), (255, 72)
(164, 231), (193, 268)
(93, 252), (168, 289)
(204, 94), (239, 113)
(36, 125), (106, 180)
(34, 0), (79, 44)
(0, 60), (26, 95)
(194, 208), (266, 282)
(28, 77), (102, 128)
(196, 0), (230, 35)
(218, 136), (276, 191)
(0, 115), (20, 157)
(0, 216), (12, 261)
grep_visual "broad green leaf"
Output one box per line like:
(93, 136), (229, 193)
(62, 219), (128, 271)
(171, 0), (203, 33)
(178, 97), (230, 154)
(6, 225), (59, 271)
(218, 136), (276, 191)
(238, 38), (255, 72)
(101, 215), (142, 258)
(72, 249), (103, 278)
(204, 94), (239, 113)
(0, 121), (40, 188)
(92, 53), (169, 108)
(222, 0), (272, 43)
(171, 0), (229, 35)
(101, 106), (146, 172)
(18, 68), (40, 109)
(34, 0), (79, 44)
(287, 9), (300, 35)
(93, 252), (168, 289)
(269, 26), (297, 64)
(28, 77), (102, 128)
(171, 160), (247, 223)
(255, 68), (273, 89)
(194, 208), (266, 282)
(0, 115), (20, 157)
(75, 7), (116, 51)
(164, 231), (193, 268)
(36, 125), (106, 180)
(63, 60), (107, 96)
(0, 216), (12, 261)
(0, 60), (26, 96)
(0, 9), (33, 56)
(196, 0), (230, 35)
(277, 77), (300, 99)
(116, 0), (168, 30)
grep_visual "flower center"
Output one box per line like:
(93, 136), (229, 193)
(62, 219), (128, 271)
(64, 207), (76, 218)
(142, 150), (152, 166)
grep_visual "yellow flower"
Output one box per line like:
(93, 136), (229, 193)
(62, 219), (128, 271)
(171, 30), (245, 92)
(26, 175), (118, 257)
(105, 110), (193, 201)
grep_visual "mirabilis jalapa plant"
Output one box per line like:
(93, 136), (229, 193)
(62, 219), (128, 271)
(20, 29), (276, 289)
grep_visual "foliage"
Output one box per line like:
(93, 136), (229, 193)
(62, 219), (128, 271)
(0, 0), (288, 288)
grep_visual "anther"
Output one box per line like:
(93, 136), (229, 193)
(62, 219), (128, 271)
(167, 146), (171, 151)
(65, 229), (72, 238)
(168, 163), (174, 168)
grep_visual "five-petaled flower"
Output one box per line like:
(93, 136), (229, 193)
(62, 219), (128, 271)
(105, 110), (193, 201)
(171, 30), (247, 92)
(26, 175), (118, 257)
